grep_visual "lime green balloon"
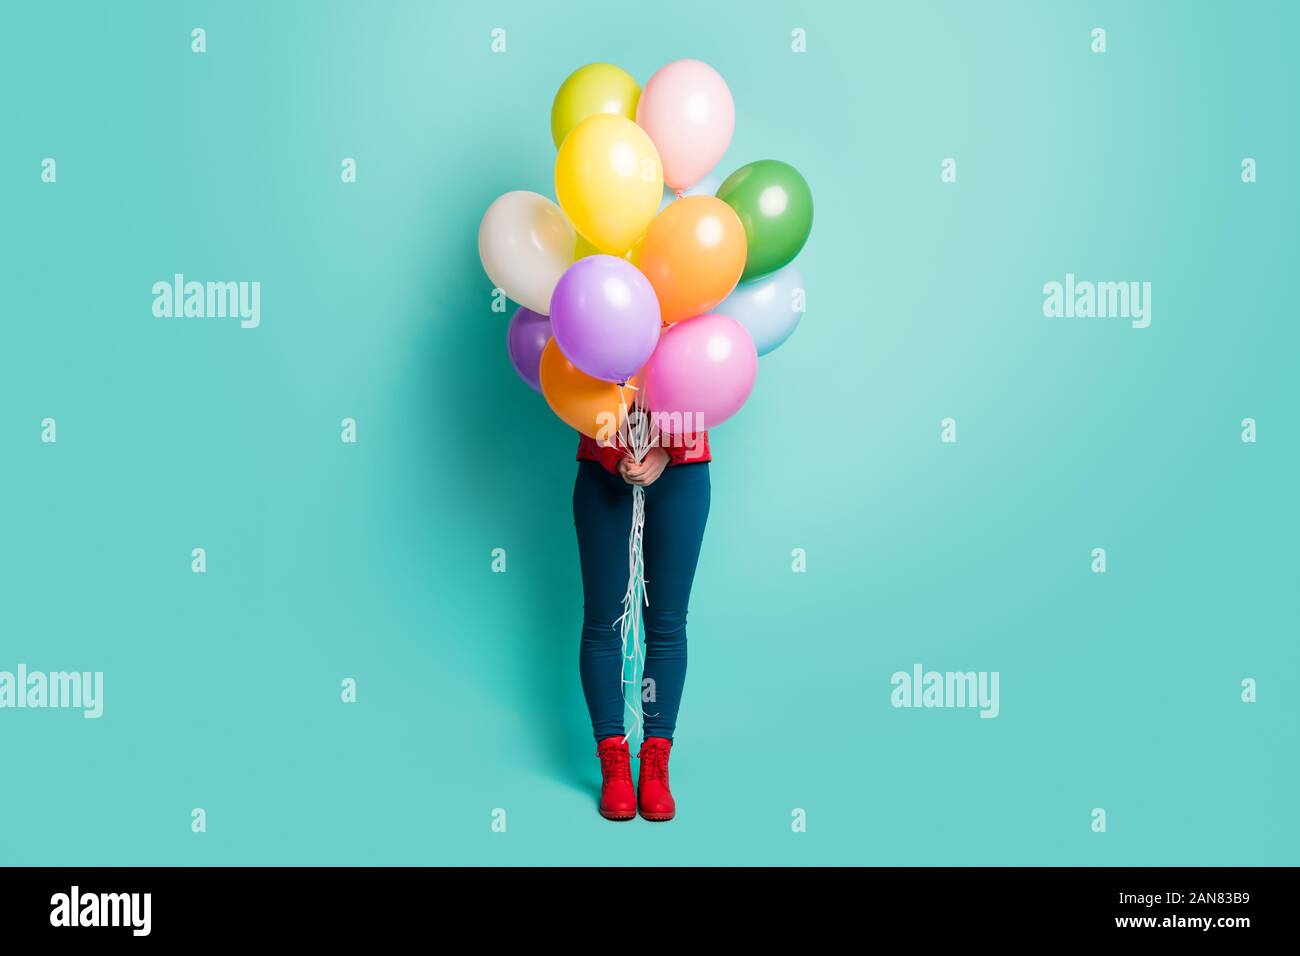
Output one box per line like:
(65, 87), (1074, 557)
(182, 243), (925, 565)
(550, 63), (641, 149)
(716, 160), (813, 281)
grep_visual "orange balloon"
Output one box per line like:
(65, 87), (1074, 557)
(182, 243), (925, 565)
(638, 195), (746, 325)
(539, 339), (635, 440)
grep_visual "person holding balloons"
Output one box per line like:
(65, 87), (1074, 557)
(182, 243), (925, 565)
(479, 60), (813, 822)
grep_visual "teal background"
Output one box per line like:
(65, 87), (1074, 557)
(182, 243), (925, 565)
(2, 0), (1296, 865)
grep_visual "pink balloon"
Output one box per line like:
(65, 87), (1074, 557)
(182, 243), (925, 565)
(640, 314), (757, 433)
(636, 60), (735, 192)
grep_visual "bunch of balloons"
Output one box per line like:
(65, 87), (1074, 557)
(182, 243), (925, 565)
(480, 59), (813, 441)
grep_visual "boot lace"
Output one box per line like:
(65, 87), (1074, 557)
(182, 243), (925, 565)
(638, 743), (671, 785)
(599, 746), (632, 784)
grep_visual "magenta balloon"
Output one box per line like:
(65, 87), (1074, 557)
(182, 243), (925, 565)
(549, 255), (661, 383)
(506, 307), (551, 392)
(640, 313), (758, 432)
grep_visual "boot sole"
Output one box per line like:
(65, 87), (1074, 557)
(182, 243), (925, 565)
(639, 810), (675, 822)
(599, 809), (637, 821)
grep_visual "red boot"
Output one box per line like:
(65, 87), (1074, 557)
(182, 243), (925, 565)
(637, 737), (676, 821)
(597, 737), (636, 821)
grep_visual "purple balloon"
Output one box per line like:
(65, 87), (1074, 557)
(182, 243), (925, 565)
(549, 255), (661, 383)
(506, 307), (551, 392)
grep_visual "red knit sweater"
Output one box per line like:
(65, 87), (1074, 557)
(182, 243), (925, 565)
(577, 431), (711, 475)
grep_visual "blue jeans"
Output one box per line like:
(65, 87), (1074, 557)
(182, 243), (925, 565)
(572, 459), (710, 740)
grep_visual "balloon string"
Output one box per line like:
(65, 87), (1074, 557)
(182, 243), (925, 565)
(613, 483), (648, 744)
(610, 389), (659, 745)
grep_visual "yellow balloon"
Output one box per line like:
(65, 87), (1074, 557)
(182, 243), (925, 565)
(551, 63), (640, 150)
(623, 234), (645, 268)
(555, 114), (662, 256)
(574, 231), (641, 268)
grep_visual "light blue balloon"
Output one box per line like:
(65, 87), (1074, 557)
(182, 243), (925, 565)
(717, 263), (805, 356)
(658, 173), (723, 211)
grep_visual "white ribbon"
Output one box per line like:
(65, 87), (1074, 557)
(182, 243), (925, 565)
(610, 390), (659, 745)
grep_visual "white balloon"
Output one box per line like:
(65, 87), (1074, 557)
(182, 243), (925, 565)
(478, 191), (575, 315)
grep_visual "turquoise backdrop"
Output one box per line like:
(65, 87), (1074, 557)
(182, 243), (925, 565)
(2, 0), (1296, 865)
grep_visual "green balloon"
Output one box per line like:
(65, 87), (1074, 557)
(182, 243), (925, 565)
(716, 160), (813, 281)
